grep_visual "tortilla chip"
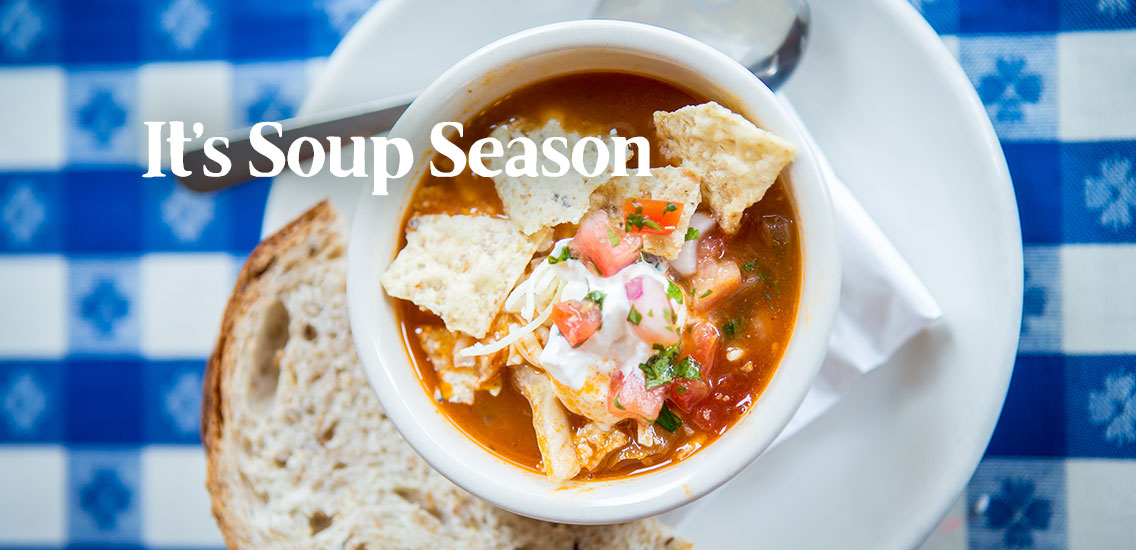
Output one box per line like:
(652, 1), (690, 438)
(590, 166), (701, 259)
(415, 326), (477, 404)
(381, 214), (539, 338)
(654, 102), (796, 233)
(488, 119), (624, 235)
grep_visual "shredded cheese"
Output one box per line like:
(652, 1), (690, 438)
(458, 302), (555, 358)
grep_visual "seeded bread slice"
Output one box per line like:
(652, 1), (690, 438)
(202, 200), (693, 550)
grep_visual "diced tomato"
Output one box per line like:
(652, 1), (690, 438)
(551, 299), (602, 347)
(690, 257), (742, 312)
(669, 379), (709, 413)
(622, 198), (684, 235)
(607, 368), (667, 422)
(569, 210), (642, 277)
(669, 321), (720, 412)
(625, 276), (679, 347)
(690, 401), (729, 433)
(686, 321), (721, 372)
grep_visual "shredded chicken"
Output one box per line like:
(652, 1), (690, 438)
(636, 422), (667, 448)
(416, 327), (478, 404)
(513, 365), (581, 483)
(575, 422), (629, 472)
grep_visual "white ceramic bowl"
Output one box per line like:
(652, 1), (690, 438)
(347, 19), (840, 524)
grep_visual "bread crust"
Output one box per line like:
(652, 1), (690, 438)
(202, 200), (337, 549)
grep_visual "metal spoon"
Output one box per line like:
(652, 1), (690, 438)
(177, 1), (809, 192)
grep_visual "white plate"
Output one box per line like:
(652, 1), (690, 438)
(263, 0), (1021, 547)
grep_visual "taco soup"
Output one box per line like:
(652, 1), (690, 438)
(381, 72), (801, 482)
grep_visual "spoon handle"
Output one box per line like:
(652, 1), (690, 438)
(176, 92), (415, 193)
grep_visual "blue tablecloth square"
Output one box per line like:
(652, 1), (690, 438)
(67, 449), (142, 544)
(141, 181), (231, 252)
(0, 0), (63, 64)
(967, 458), (1067, 550)
(61, 0), (141, 64)
(64, 170), (143, 253)
(142, 360), (204, 444)
(65, 359), (144, 443)
(140, 0), (229, 61)
(1066, 356), (1136, 458)
(0, 361), (63, 442)
(1060, 141), (1136, 243)
(67, 259), (141, 356)
(66, 69), (140, 167)
(958, 34), (1058, 141)
(0, 172), (64, 253)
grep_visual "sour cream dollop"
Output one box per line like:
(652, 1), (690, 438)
(537, 241), (685, 389)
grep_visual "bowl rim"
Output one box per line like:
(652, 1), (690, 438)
(347, 19), (841, 524)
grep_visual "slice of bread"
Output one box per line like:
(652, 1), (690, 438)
(202, 200), (693, 550)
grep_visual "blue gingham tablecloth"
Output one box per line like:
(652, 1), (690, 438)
(0, 1), (1134, 548)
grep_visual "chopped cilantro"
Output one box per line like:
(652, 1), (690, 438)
(584, 290), (606, 308)
(676, 385), (687, 394)
(666, 281), (684, 304)
(639, 343), (682, 389)
(606, 228), (620, 247)
(722, 320), (739, 338)
(547, 247), (572, 264)
(627, 306), (642, 325)
(664, 202), (678, 213)
(743, 259), (756, 272)
(675, 356), (702, 380)
(684, 227), (700, 241)
(751, 264), (782, 296)
(655, 403), (682, 433)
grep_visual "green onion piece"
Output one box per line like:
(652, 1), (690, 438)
(607, 228), (620, 247)
(627, 306), (642, 325)
(547, 247), (572, 264)
(666, 281), (684, 304)
(722, 320), (739, 338)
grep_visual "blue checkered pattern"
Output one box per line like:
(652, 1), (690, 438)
(0, 1), (1133, 548)
(0, 0), (368, 547)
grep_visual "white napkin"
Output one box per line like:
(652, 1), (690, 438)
(771, 99), (943, 447)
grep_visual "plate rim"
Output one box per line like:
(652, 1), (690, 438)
(264, 0), (1022, 546)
